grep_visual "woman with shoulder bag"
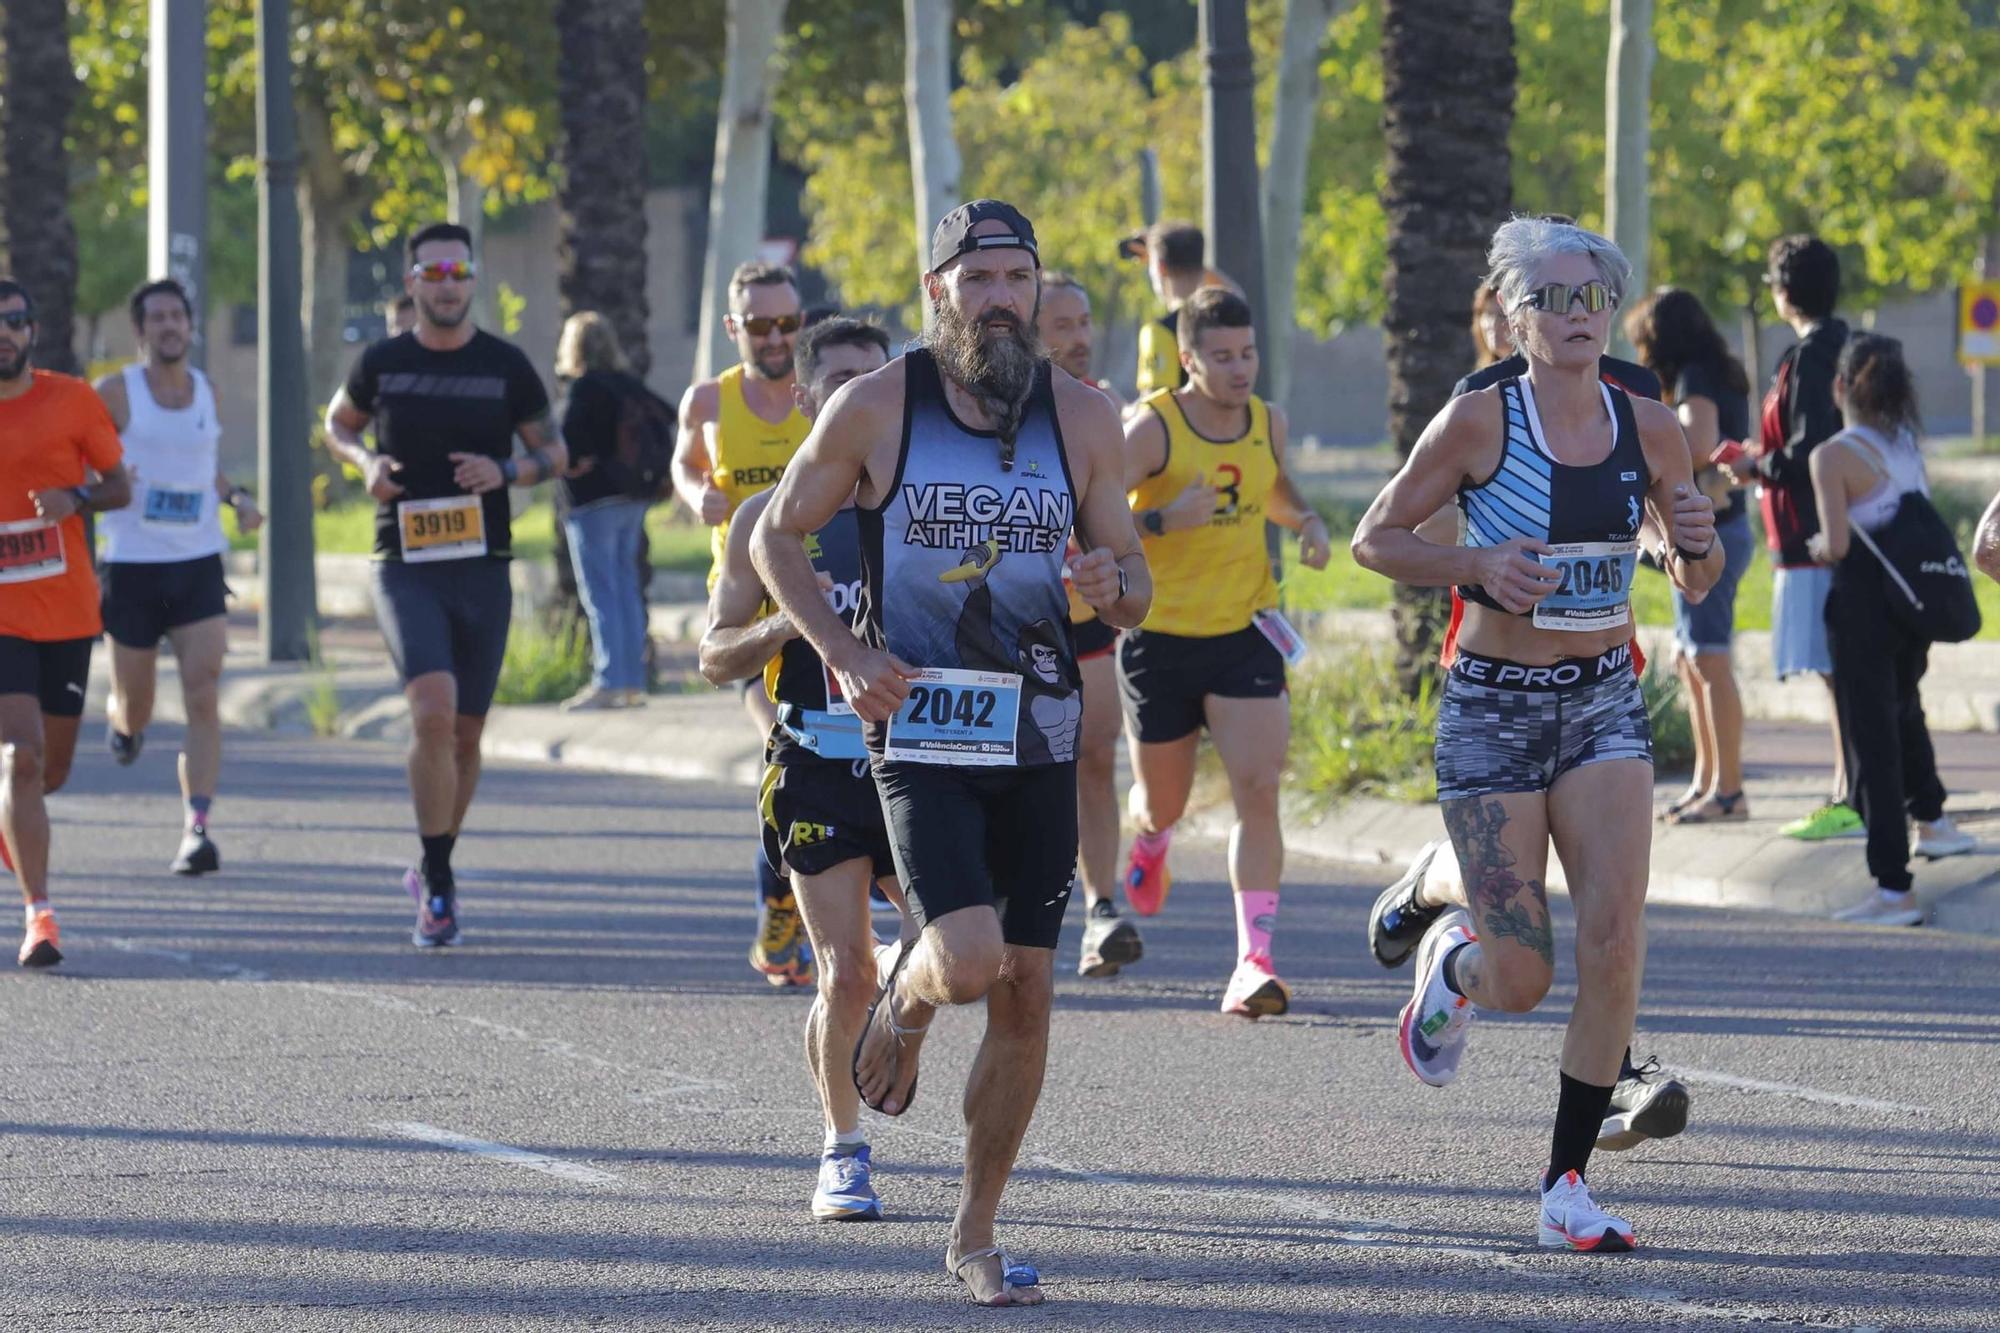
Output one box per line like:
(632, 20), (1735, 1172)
(1806, 333), (1977, 926)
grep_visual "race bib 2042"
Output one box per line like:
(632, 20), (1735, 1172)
(884, 668), (1021, 767)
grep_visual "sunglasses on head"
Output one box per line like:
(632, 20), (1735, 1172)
(0, 311), (32, 331)
(410, 260), (477, 283)
(1516, 281), (1616, 314)
(737, 314), (801, 337)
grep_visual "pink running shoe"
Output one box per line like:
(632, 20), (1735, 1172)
(1122, 830), (1173, 917)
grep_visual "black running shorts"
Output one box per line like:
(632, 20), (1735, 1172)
(1116, 623), (1286, 744)
(1073, 617), (1116, 661)
(0, 635), (94, 718)
(100, 554), (229, 649)
(368, 557), (513, 716)
(872, 759), (1077, 951)
(760, 754), (896, 880)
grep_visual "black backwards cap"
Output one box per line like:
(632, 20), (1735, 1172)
(928, 200), (1039, 274)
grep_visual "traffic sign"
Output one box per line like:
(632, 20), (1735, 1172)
(1962, 280), (2000, 365)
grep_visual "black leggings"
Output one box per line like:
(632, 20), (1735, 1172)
(1826, 572), (1945, 893)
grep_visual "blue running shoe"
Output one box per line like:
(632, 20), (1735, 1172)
(812, 1145), (882, 1221)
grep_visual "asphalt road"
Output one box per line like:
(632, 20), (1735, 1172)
(4, 726), (1997, 1331)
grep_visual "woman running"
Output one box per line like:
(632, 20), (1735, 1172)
(1353, 217), (1719, 1251)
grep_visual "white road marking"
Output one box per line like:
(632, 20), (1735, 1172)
(373, 1120), (621, 1186)
(1677, 1067), (1934, 1117)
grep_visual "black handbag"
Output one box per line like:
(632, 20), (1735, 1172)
(1851, 493), (1982, 643)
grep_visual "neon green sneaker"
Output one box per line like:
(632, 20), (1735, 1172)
(1779, 802), (1863, 841)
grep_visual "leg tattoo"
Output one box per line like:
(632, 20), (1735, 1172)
(1440, 798), (1555, 968)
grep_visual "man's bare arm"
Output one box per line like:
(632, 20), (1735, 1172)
(93, 372), (130, 433)
(699, 489), (799, 686)
(673, 381), (726, 522)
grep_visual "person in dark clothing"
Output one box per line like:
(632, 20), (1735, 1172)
(1625, 288), (1755, 827)
(554, 312), (657, 710)
(1451, 348), (1660, 403)
(1720, 235), (1853, 840)
(1806, 334), (1976, 925)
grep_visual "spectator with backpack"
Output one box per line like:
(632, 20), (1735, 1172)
(1807, 332), (1980, 926)
(554, 312), (671, 711)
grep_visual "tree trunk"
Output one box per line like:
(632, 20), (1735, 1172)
(0, 0), (84, 374)
(1605, 0), (1652, 356)
(1381, 0), (1514, 694)
(903, 0), (960, 327)
(1262, 0), (1345, 406)
(297, 96), (371, 411)
(696, 0), (788, 380)
(436, 138), (498, 332)
(556, 0), (651, 377)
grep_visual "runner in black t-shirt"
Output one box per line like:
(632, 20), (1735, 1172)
(324, 222), (565, 949)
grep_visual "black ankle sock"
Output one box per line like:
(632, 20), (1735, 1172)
(1546, 1071), (1617, 1186)
(1440, 941), (1471, 997)
(1090, 898), (1118, 919)
(757, 850), (788, 906)
(1619, 1046), (1637, 1081)
(420, 834), (455, 889)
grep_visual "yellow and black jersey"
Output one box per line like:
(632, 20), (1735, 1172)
(708, 362), (811, 585)
(1135, 313), (1188, 397)
(1129, 388), (1279, 638)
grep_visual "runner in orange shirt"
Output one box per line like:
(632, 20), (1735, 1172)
(0, 280), (132, 967)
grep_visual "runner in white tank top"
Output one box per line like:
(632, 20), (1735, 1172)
(92, 279), (263, 877)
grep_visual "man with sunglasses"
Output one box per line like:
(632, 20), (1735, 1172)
(93, 278), (264, 878)
(673, 262), (820, 986)
(0, 279), (133, 968)
(325, 223), (566, 948)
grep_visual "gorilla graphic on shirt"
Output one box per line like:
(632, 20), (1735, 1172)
(944, 542), (1081, 765)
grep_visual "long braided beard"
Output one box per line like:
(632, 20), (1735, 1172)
(926, 295), (1044, 451)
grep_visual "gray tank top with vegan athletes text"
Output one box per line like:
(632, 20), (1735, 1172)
(858, 348), (1082, 767)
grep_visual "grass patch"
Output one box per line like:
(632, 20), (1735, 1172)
(1641, 660), (1694, 776)
(1288, 647), (1439, 806)
(492, 612), (593, 707)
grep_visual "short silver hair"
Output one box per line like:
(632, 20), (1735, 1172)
(1484, 216), (1633, 314)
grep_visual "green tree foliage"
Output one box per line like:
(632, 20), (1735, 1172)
(789, 0), (2000, 336)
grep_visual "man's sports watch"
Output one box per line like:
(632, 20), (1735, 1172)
(69, 485), (93, 513)
(1141, 509), (1165, 537)
(1116, 565), (1130, 602)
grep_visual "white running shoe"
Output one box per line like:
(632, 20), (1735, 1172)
(1538, 1169), (1636, 1252)
(1220, 950), (1289, 1018)
(1832, 889), (1925, 927)
(1397, 912), (1475, 1087)
(1914, 816), (1976, 860)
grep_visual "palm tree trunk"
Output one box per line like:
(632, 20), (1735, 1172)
(1, 0), (84, 375)
(556, 0), (651, 376)
(1380, 0), (1515, 694)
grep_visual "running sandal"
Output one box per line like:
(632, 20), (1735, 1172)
(948, 1245), (1042, 1306)
(853, 938), (928, 1116)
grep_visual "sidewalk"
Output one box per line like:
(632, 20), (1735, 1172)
(100, 614), (2000, 940)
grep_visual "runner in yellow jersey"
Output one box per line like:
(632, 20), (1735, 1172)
(1119, 287), (1331, 1016)
(1034, 272), (1142, 979)
(673, 260), (816, 981)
